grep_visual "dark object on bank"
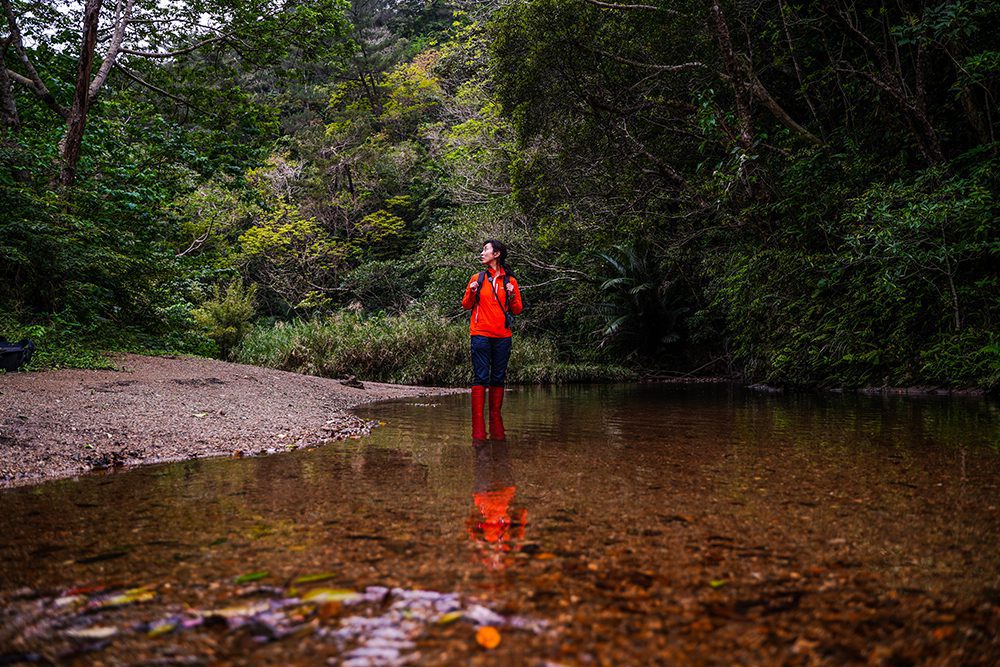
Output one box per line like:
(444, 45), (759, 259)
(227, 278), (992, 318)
(0, 339), (35, 372)
(340, 375), (365, 389)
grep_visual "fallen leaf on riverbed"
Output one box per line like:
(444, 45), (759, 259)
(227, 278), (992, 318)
(147, 621), (176, 638)
(437, 610), (463, 625)
(202, 601), (270, 618)
(317, 601), (343, 619)
(66, 626), (118, 640)
(75, 550), (128, 564)
(476, 626), (501, 649)
(64, 584), (109, 595)
(233, 571), (268, 584)
(90, 587), (155, 609)
(54, 595), (85, 607)
(292, 572), (337, 585)
(302, 588), (360, 603)
(791, 636), (819, 654)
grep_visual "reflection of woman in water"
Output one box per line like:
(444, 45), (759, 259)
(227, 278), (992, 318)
(466, 440), (527, 571)
(461, 239), (523, 441)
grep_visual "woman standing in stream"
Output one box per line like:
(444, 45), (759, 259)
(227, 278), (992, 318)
(461, 239), (523, 441)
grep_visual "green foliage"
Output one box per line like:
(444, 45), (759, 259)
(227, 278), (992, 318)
(235, 308), (631, 386)
(381, 52), (445, 136)
(191, 280), (258, 359)
(710, 152), (1000, 387)
(237, 201), (347, 311)
(342, 259), (421, 312)
(1, 317), (116, 371)
(592, 244), (690, 358)
(4, 0), (998, 391)
(921, 330), (1000, 388)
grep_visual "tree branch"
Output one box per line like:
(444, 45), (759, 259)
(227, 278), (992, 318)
(5, 67), (29, 87)
(582, 0), (676, 11)
(113, 63), (209, 115)
(1, 0), (68, 118)
(594, 48), (705, 72)
(89, 0), (134, 103)
(121, 36), (225, 59)
(746, 71), (823, 146)
(821, 3), (889, 71)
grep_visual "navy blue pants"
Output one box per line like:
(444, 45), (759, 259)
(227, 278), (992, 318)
(471, 335), (512, 387)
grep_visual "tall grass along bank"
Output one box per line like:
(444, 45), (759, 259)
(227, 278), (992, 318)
(235, 311), (632, 386)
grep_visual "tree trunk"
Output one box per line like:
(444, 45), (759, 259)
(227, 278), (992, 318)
(822, 3), (944, 164)
(709, 0), (752, 151)
(0, 42), (20, 132)
(56, 0), (103, 187)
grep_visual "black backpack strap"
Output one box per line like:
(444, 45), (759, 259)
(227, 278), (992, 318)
(472, 271), (487, 305)
(486, 272), (517, 330)
(500, 273), (521, 309)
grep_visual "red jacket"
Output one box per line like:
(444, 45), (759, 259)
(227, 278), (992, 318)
(461, 267), (523, 338)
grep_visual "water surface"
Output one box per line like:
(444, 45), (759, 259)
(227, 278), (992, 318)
(1, 384), (998, 665)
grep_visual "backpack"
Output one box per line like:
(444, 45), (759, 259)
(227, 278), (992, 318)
(0, 339), (35, 372)
(472, 270), (520, 329)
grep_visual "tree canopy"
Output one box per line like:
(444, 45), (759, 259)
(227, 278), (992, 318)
(2, 0), (998, 387)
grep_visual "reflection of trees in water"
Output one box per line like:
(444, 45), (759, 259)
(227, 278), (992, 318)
(467, 440), (527, 572)
(732, 392), (1000, 453)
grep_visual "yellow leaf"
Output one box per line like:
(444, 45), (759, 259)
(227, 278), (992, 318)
(302, 588), (360, 603)
(203, 601), (270, 618)
(147, 622), (176, 638)
(437, 610), (463, 625)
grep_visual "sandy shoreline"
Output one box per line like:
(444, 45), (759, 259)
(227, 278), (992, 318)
(0, 353), (461, 489)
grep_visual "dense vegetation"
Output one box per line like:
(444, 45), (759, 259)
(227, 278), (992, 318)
(1, 0), (997, 388)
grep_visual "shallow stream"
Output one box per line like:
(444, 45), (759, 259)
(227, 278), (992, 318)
(1, 384), (998, 665)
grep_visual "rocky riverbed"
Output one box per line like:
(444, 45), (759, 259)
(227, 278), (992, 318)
(0, 354), (460, 488)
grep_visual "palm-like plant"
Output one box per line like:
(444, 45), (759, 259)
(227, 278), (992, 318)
(593, 244), (688, 359)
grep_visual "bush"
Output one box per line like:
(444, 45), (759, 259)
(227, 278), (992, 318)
(707, 155), (999, 388)
(342, 259), (421, 312)
(191, 280), (257, 359)
(235, 307), (631, 385)
(921, 330), (1000, 390)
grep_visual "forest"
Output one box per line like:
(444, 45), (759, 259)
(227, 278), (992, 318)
(2, 0), (998, 388)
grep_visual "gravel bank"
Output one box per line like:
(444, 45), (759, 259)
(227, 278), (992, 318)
(0, 354), (461, 488)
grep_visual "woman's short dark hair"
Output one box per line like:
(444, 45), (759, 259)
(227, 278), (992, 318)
(483, 239), (507, 266)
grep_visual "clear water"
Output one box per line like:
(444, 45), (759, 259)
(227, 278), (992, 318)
(1, 384), (998, 665)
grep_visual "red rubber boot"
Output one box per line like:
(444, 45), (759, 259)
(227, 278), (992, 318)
(488, 386), (505, 440)
(471, 386), (487, 440)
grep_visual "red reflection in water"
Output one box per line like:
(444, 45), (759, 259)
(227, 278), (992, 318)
(466, 439), (527, 571)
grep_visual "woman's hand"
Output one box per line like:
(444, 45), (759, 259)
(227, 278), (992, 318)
(469, 280), (480, 292)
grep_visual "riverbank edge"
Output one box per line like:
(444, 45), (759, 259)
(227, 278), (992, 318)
(637, 374), (992, 396)
(0, 353), (463, 490)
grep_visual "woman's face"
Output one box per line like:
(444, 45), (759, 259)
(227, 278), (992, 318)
(480, 243), (499, 265)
